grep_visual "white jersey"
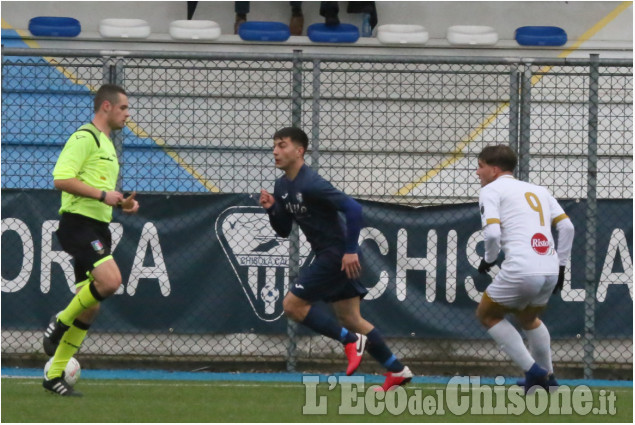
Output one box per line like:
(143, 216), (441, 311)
(479, 175), (569, 278)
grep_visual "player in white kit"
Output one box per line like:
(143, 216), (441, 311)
(474, 145), (574, 394)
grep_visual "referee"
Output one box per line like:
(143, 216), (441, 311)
(43, 84), (139, 396)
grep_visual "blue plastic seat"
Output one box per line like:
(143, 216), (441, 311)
(515, 26), (567, 46)
(307, 23), (359, 43)
(28, 16), (81, 37)
(238, 21), (290, 42)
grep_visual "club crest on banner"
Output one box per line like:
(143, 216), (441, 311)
(215, 206), (312, 321)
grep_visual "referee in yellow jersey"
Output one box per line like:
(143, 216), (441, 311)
(43, 84), (139, 396)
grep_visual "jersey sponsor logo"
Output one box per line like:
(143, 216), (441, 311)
(216, 206), (312, 321)
(285, 202), (308, 215)
(530, 233), (552, 255)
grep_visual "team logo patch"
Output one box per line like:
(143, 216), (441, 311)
(215, 206), (312, 321)
(480, 204), (485, 215)
(91, 239), (105, 254)
(530, 233), (552, 255)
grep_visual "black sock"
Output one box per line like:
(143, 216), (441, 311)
(366, 328), (404, 372)
(301, 306), (356, 343)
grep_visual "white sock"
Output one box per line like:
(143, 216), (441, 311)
(525, 322), (553, 374)
(488, 319), (535, 371)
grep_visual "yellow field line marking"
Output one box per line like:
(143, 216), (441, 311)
(2, 19), (221, 193)
(395, 1), (633, 196)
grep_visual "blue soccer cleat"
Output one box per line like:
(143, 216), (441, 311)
(516, 373), (559, 392)
(522, 363), (550, 394)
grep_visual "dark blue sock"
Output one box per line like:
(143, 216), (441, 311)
(366, 328), (404, 372)
(302, 306), (356, 344)
(526, 362), (547, 376)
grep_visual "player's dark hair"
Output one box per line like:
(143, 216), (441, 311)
(94, 84), (127, 112)
(273, 127), (309, 152)
(478, 145), (517, 172)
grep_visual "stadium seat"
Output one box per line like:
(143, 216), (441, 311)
(307, 23), (359, 43)
(446, 25), (498, 45)
(169, 20), (221, 40)
(514, 26), (567, 46)
(376, 24), (428, 45)
(237, 21), (290, 42)
(28, 16), (81, 37)
(99, 18), (151, 39)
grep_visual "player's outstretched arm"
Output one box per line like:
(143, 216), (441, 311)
(261, 189), (293, 237)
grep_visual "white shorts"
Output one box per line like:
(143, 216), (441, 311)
(485, 273), (558, 310)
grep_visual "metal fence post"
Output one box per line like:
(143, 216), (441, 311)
(104, 56), (125, 191)
(291, 49), (303, 128)
(508, 64), (520, 160)
(583, 54), (600, 379)
(286, 49), (303, 372)
(518, 63), (532, 181)
(310, 59), (321, 172)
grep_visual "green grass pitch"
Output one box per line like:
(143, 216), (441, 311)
(2, 378), (632, 422)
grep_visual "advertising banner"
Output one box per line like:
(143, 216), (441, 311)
(1, 190), (632, 338)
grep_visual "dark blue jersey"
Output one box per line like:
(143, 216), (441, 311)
(267, 164), (362, 255)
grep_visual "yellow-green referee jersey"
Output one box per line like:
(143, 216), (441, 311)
(52, 124), (119, 223)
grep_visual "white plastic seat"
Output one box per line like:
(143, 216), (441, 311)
(169, 20), (221, 40)
(446, 25), (498, 45)
(377, 24), (428, 45)
(99, 18), (151, 39)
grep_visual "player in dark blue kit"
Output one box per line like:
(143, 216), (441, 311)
(260, 127), (412, 391)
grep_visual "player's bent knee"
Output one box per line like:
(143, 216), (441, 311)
(518, 315), (541, 330)
(282, 298), (301, 322)
(476, 308), (498, 328)
(283, 306), (303, 322)
(94, 276), (122, 298)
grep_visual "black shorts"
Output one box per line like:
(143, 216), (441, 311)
(291, 249), (368, 303)
(55, 212), (113, 285)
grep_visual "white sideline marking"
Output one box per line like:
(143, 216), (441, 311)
(7, 378), (632, 393)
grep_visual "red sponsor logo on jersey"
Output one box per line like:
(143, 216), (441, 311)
(530, 233), (551, 255)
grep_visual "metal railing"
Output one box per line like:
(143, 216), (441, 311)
(1, 48), (632, 378)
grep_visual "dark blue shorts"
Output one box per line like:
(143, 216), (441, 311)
(291, 250), (368, 303)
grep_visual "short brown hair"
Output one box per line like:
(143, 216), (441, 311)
(273, 127), (309, 152)
(94, 84), (126, 112)
(478, 145), (517, 172)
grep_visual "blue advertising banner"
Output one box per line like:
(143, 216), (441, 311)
(1, 190), (632, 339)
